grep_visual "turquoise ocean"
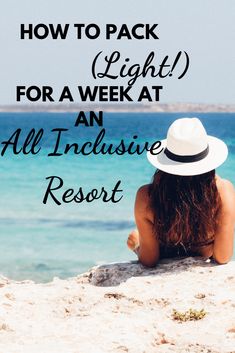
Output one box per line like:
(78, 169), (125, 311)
(0, 112), (234, 282)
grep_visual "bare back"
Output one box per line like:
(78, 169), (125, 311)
(134, 175), (235, 266)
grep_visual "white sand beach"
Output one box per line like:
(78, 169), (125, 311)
(0, 257), (235, 353)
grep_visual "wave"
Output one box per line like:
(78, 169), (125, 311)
(0, 216), (135, 231)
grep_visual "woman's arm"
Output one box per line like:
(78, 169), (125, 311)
(132, 185), (160, 267)
(213, 179), (235, 264)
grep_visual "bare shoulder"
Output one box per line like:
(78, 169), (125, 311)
(135, 184), (152, 217)
(216, 176), (235, 218)
(216, 176), (235, 199)
(136, 184), (150, 202)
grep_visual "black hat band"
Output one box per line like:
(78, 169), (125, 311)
(164, 145), (209, 163)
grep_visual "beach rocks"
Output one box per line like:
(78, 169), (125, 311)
(0, 257), (235, 353)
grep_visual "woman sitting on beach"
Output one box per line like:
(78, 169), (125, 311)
(127, 117), (235, 266)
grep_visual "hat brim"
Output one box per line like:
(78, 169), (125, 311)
(147, 136), (228, 176)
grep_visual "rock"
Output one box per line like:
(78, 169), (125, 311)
(0, 257), (234, 353)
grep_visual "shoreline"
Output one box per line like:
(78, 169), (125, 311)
(1, 103), (235, 113)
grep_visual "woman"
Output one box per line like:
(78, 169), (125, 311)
(127, 117), (235, 266)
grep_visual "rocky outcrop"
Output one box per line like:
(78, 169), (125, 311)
(0, 257), (235, 353)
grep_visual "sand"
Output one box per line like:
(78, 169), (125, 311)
(0, 257), (235, 353)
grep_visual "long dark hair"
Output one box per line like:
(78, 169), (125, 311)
(148, 170), (221, 247)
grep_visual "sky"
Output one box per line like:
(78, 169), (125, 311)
(0, 0), (235, 105)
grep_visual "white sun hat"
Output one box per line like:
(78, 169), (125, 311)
(147, 117), (228, 176)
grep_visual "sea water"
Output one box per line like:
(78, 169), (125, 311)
(0, 112), (234, 282)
